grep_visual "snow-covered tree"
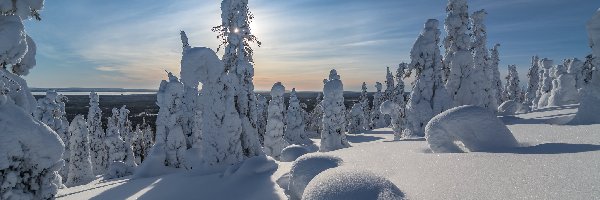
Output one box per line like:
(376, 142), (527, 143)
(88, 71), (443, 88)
(384, 66), (395, 100)
(117, 105), (133, 143)
(264, 82), (289, 159)
(347, 103), (364, 134)
(570, 9), (600, 125)
(471, 9), (496, 110)
(193, 47), (244, 168)
(443, 0), (478, 106)
(285, 88), (310, 145)
(0, 2), (65, 198)
(256, 94), (268, 144)
(139, 118), (154, 163)
(503, 65), (521, 102)
(87, 92), (107, 175)
(359, 82), (371, 131)
(536, 59), (554, 108)
(548, 63), (579, 106)
(213, 0), (263, 159)
(105, 110), (137, 170)
(35, 90), (70, 179)
(490, 44), (503, 105)
(179, 30), (201, 148)
(582, 54), (594, 86)
(564, 58), (585, 90)
(131, 125), (144, 165)
(155, 72), (187, 168)
(66, 115), (95, 187)
(370, 82), (387, 129)
(404, 19), (452, 138)
(523, 56), (541, 112)
(307, 93), (324, 135)
(320, 69), (350, 152)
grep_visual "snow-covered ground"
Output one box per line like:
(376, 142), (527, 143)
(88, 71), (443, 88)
(57, 104), (600, 199)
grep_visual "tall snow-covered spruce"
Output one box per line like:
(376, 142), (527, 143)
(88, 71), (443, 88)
(490, 44), (503, 106)
(359, 82), (371, 131)
(66, 115), (95, 187)
(213, 0), (263, 159)
(88, 92), (108, 175)
(523, 56), (541, 112)
(570, 8), (600, 125)
(285, 88), (310, 145)
(443, 0), (478, 107)
(179, 30), (201, 148)
(264, 82), (289, 159)
(471, 9), (497, 110)
(404, 19), (452, 138)
(503, 65), (521, 102)
(0, 1), (65, 198)
(320, 69), (350, 152)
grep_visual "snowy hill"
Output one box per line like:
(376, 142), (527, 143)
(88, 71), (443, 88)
(56, 104), (600, 199)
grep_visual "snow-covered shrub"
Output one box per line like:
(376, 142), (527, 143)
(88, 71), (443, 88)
(66, 115), (95, 187)
(106, 161), (135, 179)
(425, 105), (519, 153)
(87, 92), (108, 175)
(214, 0), (263, 159)
(288, 154), (343, 200)
(370, 82), (387, 129)
(264, 82), (289, 159)
(155, 72), (187, 168)
(320, 69), (350, 152)
(280, 145), (309, 162)
(548, 64), (579, 106)
(380, 100), (403, 140)
(536, 59), (554, 108)
(404, 19), (452, 138)
(347, 103), (365, 134)
(570, 9), (600, 125)
(285, 88), (310, 145)
(502, 64), (521, 103)
(0, 78), (64, 199)
(444, 0), (478, 107)
(523, 56), (541, 112)
(302, 169), (405, 200)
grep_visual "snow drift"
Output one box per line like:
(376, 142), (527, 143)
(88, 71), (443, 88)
(425, 105), (519, 153)
(287, 154), (344, 200)
(302, 168), (405, 200)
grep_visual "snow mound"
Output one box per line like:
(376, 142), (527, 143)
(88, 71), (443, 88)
(280, 145), (310, 162)
(302, 168), (405, 200)
(224, 155), (278, 178)
(498, 100), (521, 115)
(288, 154), (344, 200)
(106, 161), (135, 179)
(425, 105), (519, 153)
(134, 144), (182, 179)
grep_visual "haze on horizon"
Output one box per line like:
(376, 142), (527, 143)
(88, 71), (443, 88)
(24, 0), (599, 91)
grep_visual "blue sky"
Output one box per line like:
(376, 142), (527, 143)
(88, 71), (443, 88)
(23, 0), (600, 91)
